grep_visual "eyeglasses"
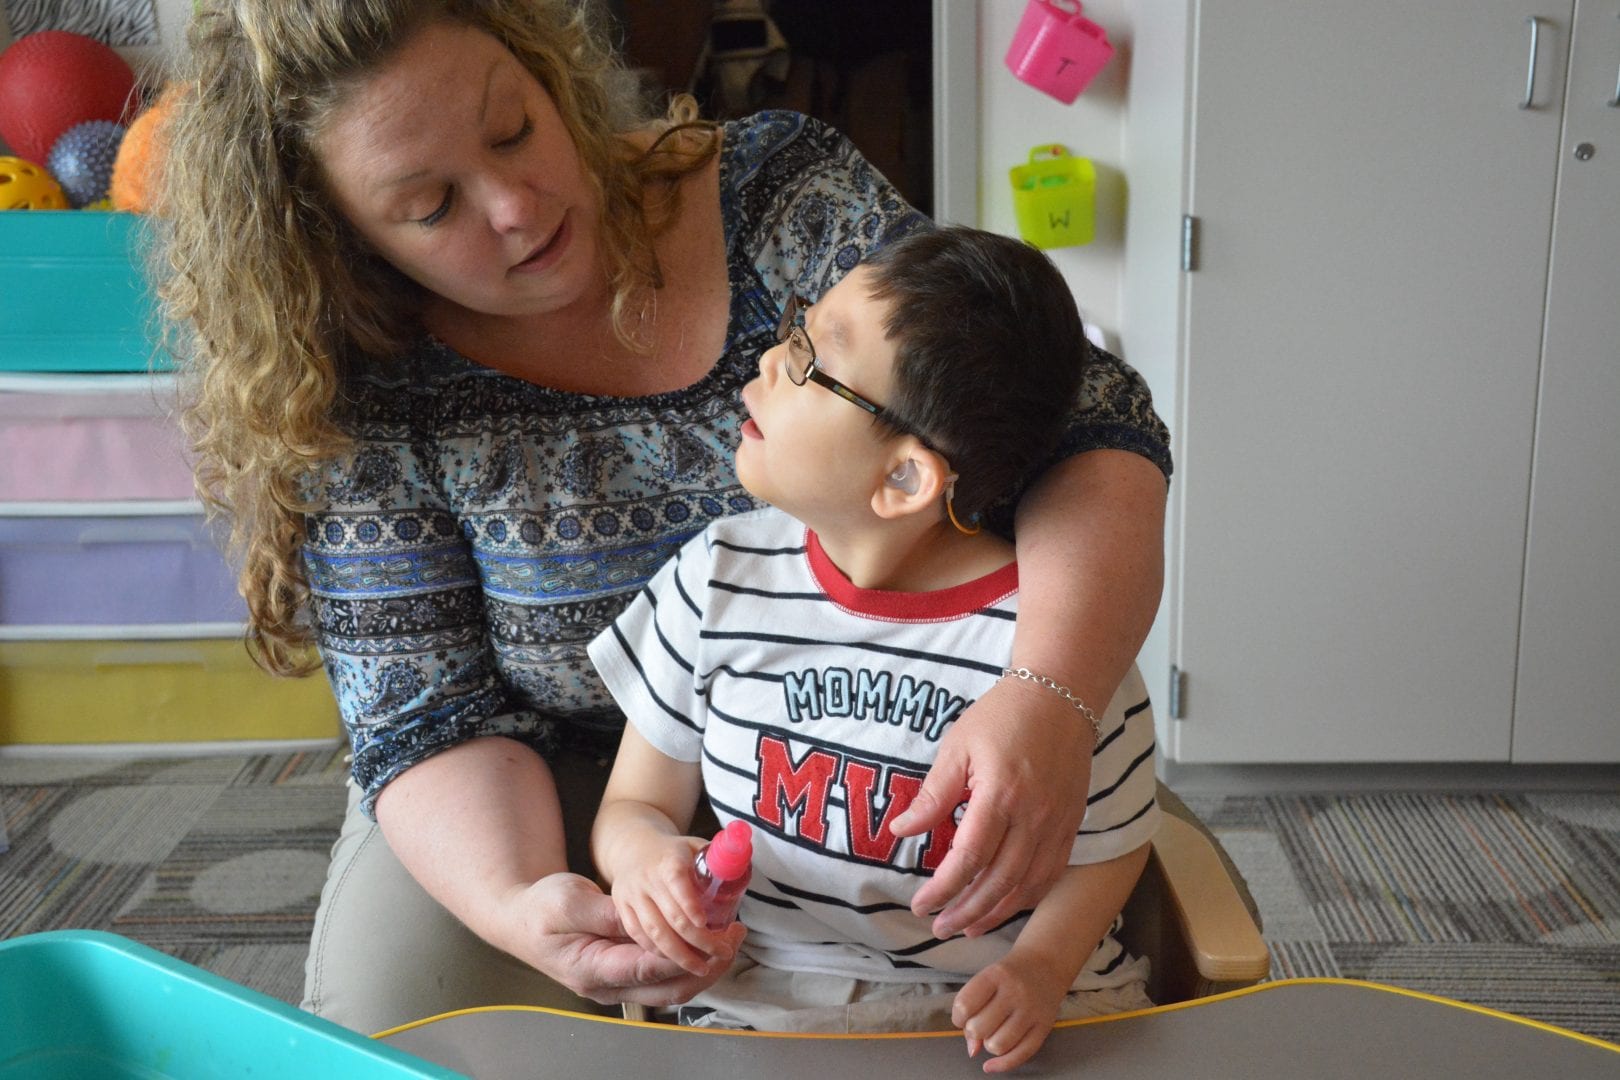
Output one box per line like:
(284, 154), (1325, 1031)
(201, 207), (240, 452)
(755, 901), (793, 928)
(775, 293), (897, 423)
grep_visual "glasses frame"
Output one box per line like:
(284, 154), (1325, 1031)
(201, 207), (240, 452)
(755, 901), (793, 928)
(775, 293), (897, 423)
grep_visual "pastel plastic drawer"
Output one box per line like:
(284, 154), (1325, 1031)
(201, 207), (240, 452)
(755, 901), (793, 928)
(0, 930), (460, 1078)
(0, 375), (195, 501)
(0, 507), (244, 626)
(0, 634), (341, 744)
(0, 210), (169, 373)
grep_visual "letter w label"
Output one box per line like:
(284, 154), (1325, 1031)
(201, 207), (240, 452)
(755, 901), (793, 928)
(754, 734), (836, 845)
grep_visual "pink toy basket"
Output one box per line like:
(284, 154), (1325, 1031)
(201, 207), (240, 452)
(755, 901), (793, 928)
(1004, 0), (1115, 105)
(0, 382), (194, 502)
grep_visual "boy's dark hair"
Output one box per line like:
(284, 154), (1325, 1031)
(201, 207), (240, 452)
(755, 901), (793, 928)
(862, 226), (1090, 520)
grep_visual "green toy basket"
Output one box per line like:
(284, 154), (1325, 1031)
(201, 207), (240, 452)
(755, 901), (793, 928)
(1008, 144), (1095, 249)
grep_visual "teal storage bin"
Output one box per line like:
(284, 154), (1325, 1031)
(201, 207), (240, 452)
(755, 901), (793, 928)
(0, 211), (169, 373)
(0, 931), (464, 1078)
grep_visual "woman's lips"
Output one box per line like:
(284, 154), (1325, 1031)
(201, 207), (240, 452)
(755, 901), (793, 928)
(511, 216), (570, 274)
(740, 417), (763, 440)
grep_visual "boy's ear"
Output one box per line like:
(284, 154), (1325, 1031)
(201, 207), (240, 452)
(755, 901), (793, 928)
(871, 444), (951, 520)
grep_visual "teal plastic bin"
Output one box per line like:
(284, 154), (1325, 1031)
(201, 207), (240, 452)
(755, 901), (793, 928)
(0, 210), (169, 373)
(0, 931), (464, 1079)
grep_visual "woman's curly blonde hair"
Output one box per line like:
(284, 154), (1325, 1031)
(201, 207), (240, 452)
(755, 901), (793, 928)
(155, 0), (717, 676)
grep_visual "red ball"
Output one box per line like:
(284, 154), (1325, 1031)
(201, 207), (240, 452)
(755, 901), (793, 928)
(0, 31), (139, 165)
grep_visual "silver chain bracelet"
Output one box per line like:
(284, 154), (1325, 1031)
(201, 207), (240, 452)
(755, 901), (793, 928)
(1000, 667), (1102, 748)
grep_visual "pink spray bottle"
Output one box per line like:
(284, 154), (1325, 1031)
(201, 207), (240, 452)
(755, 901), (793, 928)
(692, 820), (753, 929)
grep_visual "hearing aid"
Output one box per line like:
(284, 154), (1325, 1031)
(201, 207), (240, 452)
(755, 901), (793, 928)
(886, 460), (919, 495)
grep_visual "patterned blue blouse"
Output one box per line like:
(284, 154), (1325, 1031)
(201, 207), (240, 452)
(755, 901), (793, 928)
(301, 112), (1172, 816)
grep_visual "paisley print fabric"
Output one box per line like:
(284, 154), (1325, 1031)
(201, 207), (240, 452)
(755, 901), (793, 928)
(300, 112), (1171, 816)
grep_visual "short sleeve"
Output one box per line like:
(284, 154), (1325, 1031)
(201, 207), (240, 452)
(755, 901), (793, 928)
(587, 528), (717, 763)
(1067, 665), (1161, 864)
(721, 111), (929, 312)
(1055, 344), (1173, 480)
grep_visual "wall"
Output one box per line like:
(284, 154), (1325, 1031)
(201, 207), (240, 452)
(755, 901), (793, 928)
(975, 0), (1132, 346)
(974, 1), (1180, 711)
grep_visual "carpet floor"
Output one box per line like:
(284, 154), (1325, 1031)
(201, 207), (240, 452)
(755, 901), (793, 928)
(2, 748), (1617, 1045)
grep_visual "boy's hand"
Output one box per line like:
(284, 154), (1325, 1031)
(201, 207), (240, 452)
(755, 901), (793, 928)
(492, 872), (737, 1006)
(951, 953), (1070, 1074)
(609, 833), (743, 977)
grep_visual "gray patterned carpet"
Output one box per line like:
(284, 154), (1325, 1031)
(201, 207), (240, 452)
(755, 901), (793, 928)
(0, 748), (348, 1002)
(1186, 789), (1620, 1044)
(2, 749), (1617, 1045)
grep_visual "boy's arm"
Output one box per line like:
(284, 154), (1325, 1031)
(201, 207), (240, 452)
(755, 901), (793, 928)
(593, 723), (704, 876)
(592, 724), (741, 977)
(953, 843), (1151, 1074)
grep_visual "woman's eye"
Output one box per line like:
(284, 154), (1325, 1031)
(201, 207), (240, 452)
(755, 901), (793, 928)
(416, 191), (452, 227)
(497, 116), (533, 149)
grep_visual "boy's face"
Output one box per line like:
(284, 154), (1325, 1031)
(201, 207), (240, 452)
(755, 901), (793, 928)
(736, 267), (902, 527)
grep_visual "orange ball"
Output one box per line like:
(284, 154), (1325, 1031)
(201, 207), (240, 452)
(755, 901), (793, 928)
(110, 83), (184, 214)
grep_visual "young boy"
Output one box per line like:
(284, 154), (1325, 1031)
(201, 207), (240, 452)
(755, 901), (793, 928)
(588, 227), (1159, 1073)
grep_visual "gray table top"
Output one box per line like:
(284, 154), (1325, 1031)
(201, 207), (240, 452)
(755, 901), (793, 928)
(380, 978), (1620, 1079)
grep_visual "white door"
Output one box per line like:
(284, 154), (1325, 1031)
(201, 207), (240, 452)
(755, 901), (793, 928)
(1170, 1), (1571, 761)
(1513, 0), (1620, 761)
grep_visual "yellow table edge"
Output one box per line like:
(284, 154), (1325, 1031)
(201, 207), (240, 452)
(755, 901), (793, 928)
(374, 977), (1620, 1054)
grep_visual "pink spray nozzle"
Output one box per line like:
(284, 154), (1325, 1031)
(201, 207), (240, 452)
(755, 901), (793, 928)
(704, 820), (753, 881)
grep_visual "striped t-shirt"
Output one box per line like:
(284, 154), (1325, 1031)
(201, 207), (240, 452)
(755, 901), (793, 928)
(588, 507), (1161, 987)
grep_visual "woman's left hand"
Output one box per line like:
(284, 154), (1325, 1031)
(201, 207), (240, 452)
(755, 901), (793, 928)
(889, 676), (1092, 939)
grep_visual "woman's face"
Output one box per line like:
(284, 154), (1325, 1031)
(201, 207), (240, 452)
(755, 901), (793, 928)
(315, 20), (601, 321)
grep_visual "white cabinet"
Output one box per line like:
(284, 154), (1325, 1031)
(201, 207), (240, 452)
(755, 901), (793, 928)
(1124, 1), (1619, 763)
(1514, 4), (1620, 761)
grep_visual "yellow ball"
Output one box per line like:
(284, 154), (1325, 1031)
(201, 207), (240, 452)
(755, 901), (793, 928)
(0, 156), (68, 209)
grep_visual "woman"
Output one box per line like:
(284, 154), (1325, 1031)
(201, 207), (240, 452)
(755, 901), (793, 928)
(158, 0), (1171, 1036)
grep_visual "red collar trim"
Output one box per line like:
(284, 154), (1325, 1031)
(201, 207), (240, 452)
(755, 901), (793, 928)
(804, 528), (1018, 622)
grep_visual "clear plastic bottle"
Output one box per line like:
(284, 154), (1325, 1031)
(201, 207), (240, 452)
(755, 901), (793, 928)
(692, 820), (753, 930)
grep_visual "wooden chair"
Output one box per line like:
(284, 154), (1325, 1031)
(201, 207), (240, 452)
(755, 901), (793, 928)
(1120, 788), (1271, 1003)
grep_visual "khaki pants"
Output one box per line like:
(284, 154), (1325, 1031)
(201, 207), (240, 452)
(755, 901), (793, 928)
(300, 750), (623, 1036)
(677, 955), (1153, 1033)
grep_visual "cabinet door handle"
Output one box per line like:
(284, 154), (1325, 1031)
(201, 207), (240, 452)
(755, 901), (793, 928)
(1522, 15), (1542, 109)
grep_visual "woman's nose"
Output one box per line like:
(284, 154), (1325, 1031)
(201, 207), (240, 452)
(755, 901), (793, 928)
(482, 170), (539, 234)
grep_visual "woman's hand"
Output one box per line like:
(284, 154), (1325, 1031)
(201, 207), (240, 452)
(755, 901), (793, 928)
(494, 871), (744, 1006)
(889, 678), (1091, 938)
